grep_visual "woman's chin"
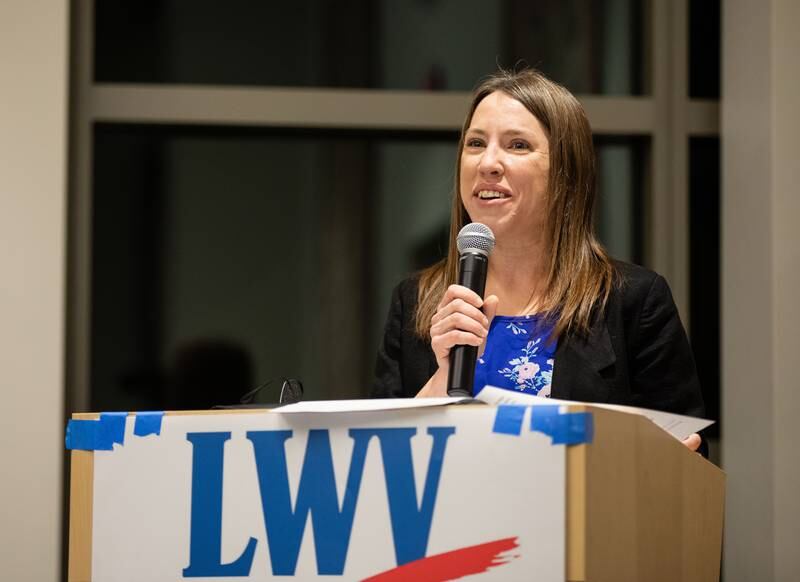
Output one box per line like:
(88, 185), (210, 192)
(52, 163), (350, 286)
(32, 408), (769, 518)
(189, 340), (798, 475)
(468, 211), (509, 230)
(473, 220), (544, 250)
(465, 207), (507, 231)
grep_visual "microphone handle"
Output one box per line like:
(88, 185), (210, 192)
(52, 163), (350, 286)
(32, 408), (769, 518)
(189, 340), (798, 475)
(447, 252), (489, 397)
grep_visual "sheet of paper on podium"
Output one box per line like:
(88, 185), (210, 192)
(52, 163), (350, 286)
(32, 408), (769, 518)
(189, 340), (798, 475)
(274, 396), (470, 413)
(476, 385), (714, 441)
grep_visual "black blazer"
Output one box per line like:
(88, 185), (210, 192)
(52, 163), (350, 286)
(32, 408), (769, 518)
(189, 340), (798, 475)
(371, 262), (706, 423)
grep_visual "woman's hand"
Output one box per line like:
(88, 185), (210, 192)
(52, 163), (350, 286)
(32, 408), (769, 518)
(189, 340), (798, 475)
(681, 433), (702, 452)
(416, 285), (499, 397)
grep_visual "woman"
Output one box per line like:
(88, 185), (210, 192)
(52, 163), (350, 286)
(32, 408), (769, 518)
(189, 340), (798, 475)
(372, 69), (705, 452)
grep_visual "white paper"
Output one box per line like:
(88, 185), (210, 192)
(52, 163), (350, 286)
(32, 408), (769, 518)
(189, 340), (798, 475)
(476, 385), (714, 441)
(274, 396), (470, 413)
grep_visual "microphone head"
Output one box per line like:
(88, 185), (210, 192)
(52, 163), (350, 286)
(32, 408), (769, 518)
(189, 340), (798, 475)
(456, 223), (495, 257)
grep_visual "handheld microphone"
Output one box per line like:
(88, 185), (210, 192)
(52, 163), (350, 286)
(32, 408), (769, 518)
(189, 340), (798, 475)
(447, 223), (496, 397)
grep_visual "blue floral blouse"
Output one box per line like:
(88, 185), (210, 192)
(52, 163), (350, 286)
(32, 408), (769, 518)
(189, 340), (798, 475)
(473, 314), (557, 398)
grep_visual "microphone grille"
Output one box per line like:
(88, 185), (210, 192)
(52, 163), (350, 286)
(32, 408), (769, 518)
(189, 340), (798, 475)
(456, 222), (496, 256)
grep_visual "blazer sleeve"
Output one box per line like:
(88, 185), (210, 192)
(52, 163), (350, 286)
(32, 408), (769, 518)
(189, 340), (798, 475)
(371, 282), (406, 399)
(629, 274), (707, 420)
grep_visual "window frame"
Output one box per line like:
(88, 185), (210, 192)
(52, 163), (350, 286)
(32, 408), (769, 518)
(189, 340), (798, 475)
(67, 0), (719, 410)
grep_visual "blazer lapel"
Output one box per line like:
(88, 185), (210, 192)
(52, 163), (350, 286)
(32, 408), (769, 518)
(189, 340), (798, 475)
(551, 319), (616, 402)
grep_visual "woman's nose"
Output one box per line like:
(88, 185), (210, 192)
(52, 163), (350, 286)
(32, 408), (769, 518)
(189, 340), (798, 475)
(478, 144), (503, 176)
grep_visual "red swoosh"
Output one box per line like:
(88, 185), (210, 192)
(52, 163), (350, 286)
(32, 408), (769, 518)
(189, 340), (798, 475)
(361, 537), (520, 581)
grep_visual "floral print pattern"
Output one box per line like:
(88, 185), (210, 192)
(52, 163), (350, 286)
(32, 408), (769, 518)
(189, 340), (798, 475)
(497, 338), (554, 396)
(505, 321), (528, 335)
(474, 315), (556, 398)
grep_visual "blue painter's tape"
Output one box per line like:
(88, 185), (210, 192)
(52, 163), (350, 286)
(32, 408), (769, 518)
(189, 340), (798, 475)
(551, 412), (594, 445)
(530, 405), (560, 434)
(134, 411), (164, 437)
(65, 419), (109, 450)
(492, 405), (527, 435)
(65, 412), (128, 451)
(531, 406), (593, 445)
(101, 412), (127, 446)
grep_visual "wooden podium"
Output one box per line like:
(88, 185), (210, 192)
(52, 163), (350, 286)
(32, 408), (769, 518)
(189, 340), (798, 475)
(562, 405), (724, 581)
(67, 403), (724, 581)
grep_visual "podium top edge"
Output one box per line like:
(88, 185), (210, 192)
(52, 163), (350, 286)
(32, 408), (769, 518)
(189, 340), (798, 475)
(70, 401), (607, 421)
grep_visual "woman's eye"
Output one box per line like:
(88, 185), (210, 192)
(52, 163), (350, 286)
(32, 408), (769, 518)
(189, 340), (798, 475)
(465, 138), (484, 148)
(509, 140), (530, 150)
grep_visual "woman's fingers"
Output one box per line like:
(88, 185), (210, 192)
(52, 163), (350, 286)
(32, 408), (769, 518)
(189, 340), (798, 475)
(430, 285), (494, 368)
(432, 286), (489, 328)
(681, 433), (702, 451)
(482, 294), (499, 326)
(436, 284), (484, 312)
(431, 329), (483, 360)
(431, 300), (488, 330)
(431, 311), (487, 339)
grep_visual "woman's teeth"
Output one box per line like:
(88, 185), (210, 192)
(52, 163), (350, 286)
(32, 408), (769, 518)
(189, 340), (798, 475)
(477, 190), (508, 199)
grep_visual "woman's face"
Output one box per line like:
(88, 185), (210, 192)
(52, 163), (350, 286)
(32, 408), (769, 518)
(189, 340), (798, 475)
(459, 91), (550, 245)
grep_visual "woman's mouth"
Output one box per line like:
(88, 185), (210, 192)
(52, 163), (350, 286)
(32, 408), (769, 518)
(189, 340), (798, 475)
(476, 189), (510, 200)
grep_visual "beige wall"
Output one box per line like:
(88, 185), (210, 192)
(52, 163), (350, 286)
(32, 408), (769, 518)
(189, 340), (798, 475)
(722, 0), (800, 580)
(0, 1), (68, 580)
(770, 5), (800, 579)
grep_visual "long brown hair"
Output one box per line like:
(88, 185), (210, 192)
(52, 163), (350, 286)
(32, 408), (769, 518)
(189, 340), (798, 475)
(414, 68), (616, 340)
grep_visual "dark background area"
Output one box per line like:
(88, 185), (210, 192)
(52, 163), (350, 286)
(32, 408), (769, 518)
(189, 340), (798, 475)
(88, 0), (721, 433)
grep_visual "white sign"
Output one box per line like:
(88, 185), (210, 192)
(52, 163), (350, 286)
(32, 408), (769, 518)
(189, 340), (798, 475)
(91, 406), (567, 581)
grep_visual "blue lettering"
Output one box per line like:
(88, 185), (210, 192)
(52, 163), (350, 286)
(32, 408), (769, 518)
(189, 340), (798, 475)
(247, 426), (455, 575)
(183, 426), (456, 578)
(352, 427), (456, 565)
(183, 432), (257, 578)
(247, 429), (368, 575)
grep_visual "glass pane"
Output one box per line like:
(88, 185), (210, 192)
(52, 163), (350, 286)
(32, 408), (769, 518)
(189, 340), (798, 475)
(595, 136), (647, 264)
(689, 137), (720, 436)
(95, 0), (644, 94)
(508, 0), (644, 95)
(689, 0), (721, 98)
(90, 125), (457, 410)
(90, 125), (644, 411)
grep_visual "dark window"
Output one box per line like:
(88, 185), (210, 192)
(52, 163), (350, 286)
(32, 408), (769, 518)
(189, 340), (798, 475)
(689, 0), (721, 98)
(95, 0), (644, 94)
(594, 136), (648, 265)
(91, 125), (458, 410)
(689, 137), (721, 435)
(90, 124), (645, 410)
